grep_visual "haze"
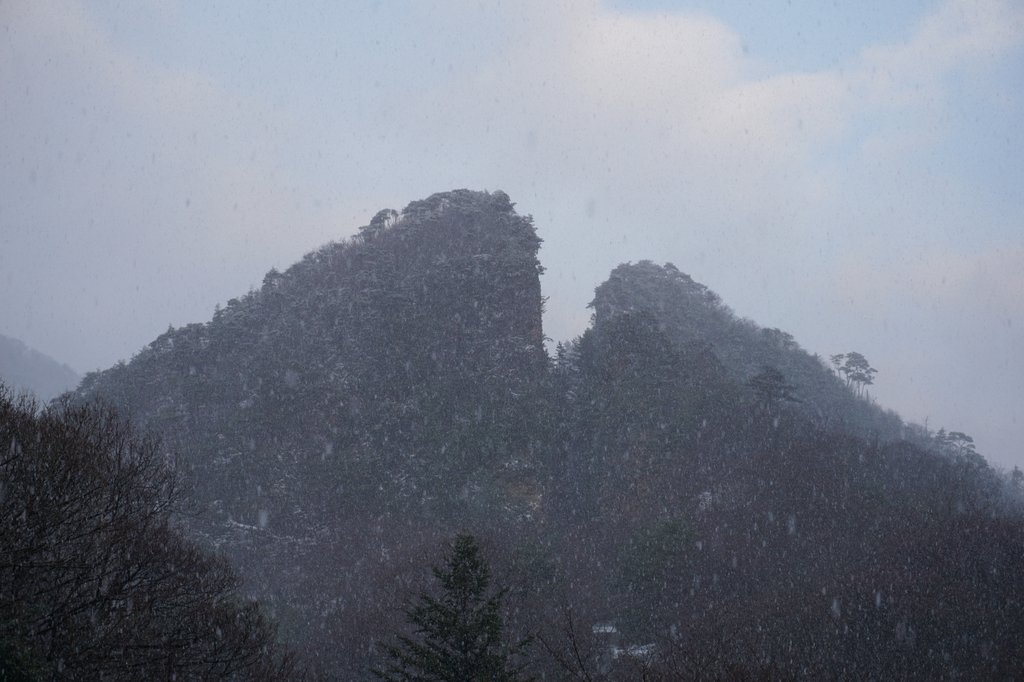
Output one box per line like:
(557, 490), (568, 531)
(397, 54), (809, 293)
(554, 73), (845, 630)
(1, 0), (1021, 468)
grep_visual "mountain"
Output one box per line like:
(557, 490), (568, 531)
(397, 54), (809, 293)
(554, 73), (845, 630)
(0, 333), (79, 402)
(75, 190), (550, 674)
(547, 261), (1022, 678)
(78, 189), (545, 522)
(71, 189), (1024, 679)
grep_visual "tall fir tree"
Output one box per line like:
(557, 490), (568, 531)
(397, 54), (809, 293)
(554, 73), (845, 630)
(373, 534), (532, 682)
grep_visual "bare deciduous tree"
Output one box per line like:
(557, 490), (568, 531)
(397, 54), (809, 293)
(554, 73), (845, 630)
(0, 384), (301, 680)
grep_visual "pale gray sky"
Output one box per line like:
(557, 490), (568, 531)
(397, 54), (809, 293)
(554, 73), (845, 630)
(1, 0), (1021, 468)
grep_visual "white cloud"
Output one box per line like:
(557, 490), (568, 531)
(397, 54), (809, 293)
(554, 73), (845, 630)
(862, 0), (1024, 78)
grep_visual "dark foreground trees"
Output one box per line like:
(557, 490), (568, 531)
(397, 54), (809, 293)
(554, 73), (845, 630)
(0, 384), (299, 680)
(373, 534), (532, 682)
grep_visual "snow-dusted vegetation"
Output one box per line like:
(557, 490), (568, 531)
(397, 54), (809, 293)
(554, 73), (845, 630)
(7, 191), (1013, 679)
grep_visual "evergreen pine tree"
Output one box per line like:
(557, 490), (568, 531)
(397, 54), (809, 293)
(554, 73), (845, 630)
(373, 534), (532, 681)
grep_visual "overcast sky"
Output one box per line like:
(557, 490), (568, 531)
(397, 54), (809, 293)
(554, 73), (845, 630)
(1, 0), (1021, 468)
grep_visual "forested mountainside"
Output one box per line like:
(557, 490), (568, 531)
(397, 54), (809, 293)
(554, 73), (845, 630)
(77, 189), (546, 528)
(68, 190), (1023, 679)
(586, 262), (908, 442)
(0, 333), (79, 402)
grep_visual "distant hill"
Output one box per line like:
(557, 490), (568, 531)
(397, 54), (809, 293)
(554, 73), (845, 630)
(0, 333), (79, 402)
(72, 189), (1024, 679)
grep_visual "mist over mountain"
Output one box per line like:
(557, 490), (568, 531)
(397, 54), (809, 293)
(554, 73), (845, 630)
(0, 333), (79, 402)
(63, 190), (1024, 679)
